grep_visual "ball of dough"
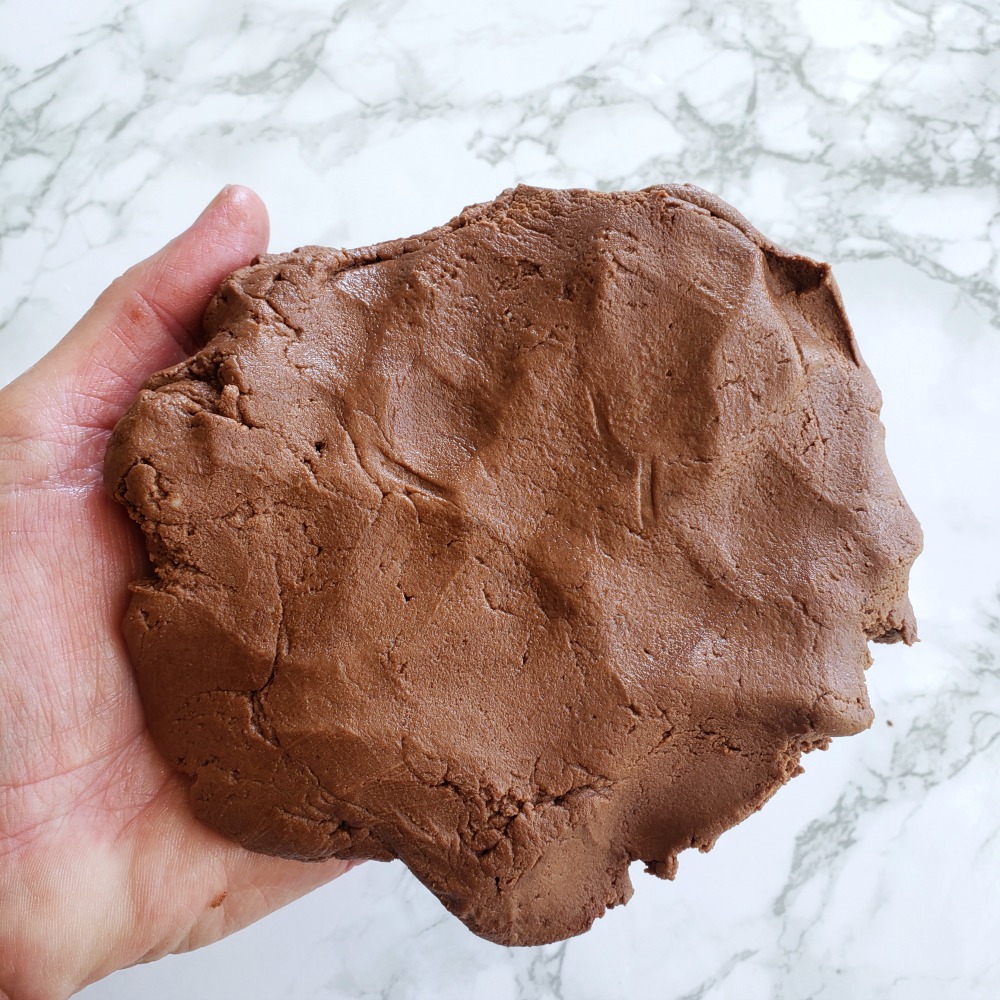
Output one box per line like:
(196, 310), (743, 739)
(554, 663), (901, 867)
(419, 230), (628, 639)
(105, 185), (921, 945)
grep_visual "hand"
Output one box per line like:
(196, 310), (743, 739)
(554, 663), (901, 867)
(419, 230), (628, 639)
(0, 187), (353, 1000)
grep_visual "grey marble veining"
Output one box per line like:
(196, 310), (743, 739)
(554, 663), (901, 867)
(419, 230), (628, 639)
(2, 0), (999, 997)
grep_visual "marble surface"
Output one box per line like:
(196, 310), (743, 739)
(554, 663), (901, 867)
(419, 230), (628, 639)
(3, 0), (999, 997)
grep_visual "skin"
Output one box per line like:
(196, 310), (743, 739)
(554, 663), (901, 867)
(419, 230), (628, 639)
(0, 187), (352, 1000)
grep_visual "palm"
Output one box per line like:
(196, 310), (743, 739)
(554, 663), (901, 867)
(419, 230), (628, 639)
(0, 188), (350, 999)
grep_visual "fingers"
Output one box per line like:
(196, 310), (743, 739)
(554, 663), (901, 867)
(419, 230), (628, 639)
(9, 185), (269, 434)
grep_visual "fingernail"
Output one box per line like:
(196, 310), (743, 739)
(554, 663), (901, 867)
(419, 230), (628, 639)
(194, 185), (233, 224)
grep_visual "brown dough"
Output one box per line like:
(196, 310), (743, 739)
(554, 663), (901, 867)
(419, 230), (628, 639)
(105, 184), (922, 945)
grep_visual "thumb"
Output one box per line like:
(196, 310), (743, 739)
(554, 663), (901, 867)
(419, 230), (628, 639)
(9, 185), (269, 436)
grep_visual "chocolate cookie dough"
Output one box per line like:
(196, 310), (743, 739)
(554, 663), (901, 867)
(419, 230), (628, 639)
(105, 185), (921, 945)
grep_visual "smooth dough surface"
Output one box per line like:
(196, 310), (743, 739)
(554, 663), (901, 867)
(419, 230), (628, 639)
(105, 184), (922, 945)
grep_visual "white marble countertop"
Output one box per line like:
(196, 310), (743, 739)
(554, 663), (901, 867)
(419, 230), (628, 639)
(3, 1), (999, 997)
